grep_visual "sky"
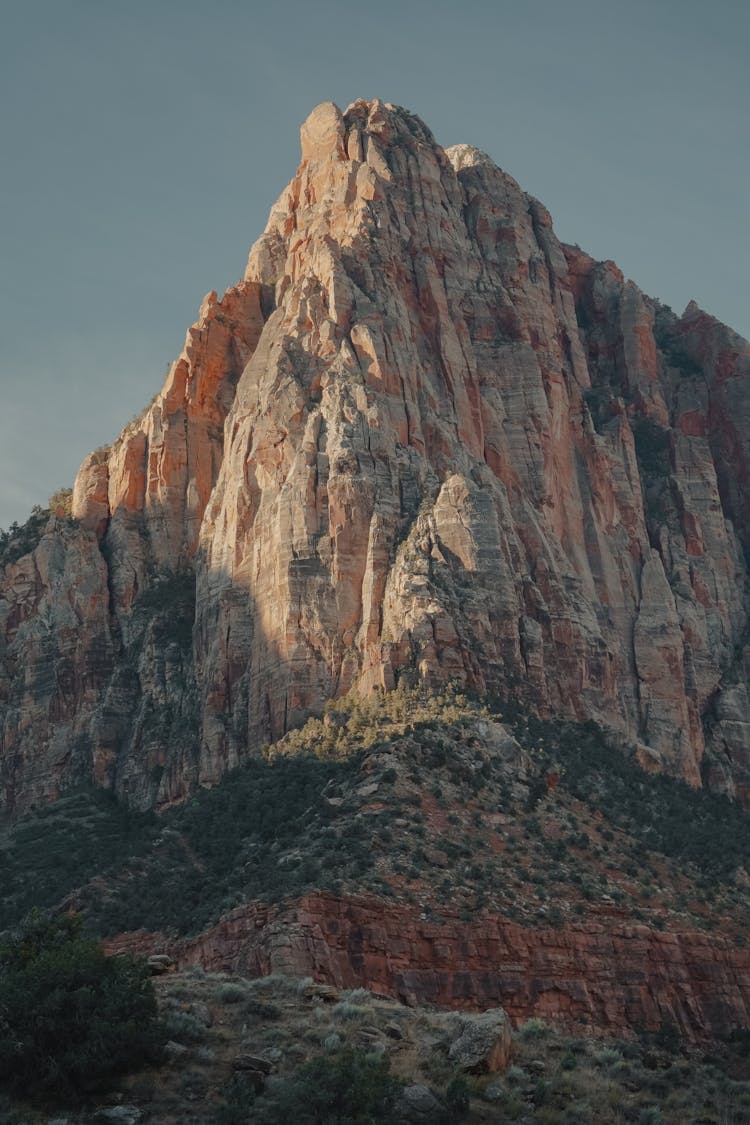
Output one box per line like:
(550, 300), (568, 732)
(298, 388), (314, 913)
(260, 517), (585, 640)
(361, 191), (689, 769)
(1, 0), (747, 529)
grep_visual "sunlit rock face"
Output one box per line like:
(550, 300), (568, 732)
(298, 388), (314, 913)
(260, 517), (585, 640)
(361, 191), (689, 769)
(2, 99), (750, 813)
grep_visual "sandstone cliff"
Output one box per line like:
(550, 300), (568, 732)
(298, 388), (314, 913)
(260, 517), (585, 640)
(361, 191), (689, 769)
(2, 98), (750, 814)
(108, 892), (750, 1045)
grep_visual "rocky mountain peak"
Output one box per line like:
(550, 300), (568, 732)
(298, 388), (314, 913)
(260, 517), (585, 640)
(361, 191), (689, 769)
(444, 143), (497, 171)
(2, 100), (750, 816)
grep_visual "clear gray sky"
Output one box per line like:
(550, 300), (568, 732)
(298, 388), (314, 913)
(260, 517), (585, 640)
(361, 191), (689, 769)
(1, 0), (747, 528)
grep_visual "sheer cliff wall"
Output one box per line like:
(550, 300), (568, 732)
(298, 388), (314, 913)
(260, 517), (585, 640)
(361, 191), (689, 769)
(2, 99), (749, 815)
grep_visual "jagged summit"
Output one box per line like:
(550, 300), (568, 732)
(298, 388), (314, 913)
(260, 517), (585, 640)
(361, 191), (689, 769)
(444, 143), (497, 171)
(2, 99), (750, 817)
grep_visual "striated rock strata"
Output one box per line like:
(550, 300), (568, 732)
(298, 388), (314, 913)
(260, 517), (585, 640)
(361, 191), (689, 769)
(2, 98), (750, 813)
(107, 892), (750, 1044)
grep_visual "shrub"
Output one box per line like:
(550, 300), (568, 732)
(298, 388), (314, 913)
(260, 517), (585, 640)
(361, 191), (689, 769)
(331, 1000), (372, 1023)
(162, 1009), (208, 1044)
(265, 1046), (402, 1123)
(519, 1017), (550, 1040)
(445, 1074), (471, 1116)
(638, 1108), (665, 1125)
(48, 487), (73, 516)
(245, 996), (282, 1021)
(219, 983), (247, 1004)
(594, 1046), (623, 1068)
(213, 1073), (258, 1124)
(0, 911), (164, 1102)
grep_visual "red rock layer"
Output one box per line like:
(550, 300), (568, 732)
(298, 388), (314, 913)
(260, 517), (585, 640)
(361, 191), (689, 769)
(107, 892), (750, 1044)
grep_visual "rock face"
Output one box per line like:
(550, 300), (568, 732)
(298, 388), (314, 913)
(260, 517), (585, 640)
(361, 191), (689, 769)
(447, 1009), (514, 1073)
(2, 98), (750, 812)
(0, 283), (266, 812)
(106, 892), (750, 1044)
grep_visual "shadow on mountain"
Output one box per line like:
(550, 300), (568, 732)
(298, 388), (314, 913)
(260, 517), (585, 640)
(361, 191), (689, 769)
(0, 500), (291, 822)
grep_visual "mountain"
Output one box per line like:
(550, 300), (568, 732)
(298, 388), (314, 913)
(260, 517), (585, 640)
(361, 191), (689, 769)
(2, 96), (750, 823)
(3, 102), (750, 1122)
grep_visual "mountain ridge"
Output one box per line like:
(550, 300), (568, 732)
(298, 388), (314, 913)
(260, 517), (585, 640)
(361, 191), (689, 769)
(2, 98), (750, 817)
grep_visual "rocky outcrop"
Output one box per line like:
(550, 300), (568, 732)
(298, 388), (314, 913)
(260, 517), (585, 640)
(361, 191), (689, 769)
(2, 98), (750, 813)
(106, 892), (750, 1044)
(1, 283), (267, 813)
(0, 518), (114, 811)
(447, 1009), (514, 1073)
(193, 98), (750, 798)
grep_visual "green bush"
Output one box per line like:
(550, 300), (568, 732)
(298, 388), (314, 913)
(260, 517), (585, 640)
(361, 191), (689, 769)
(264, 1046), (402, 1123)
(213, 1073), (258, 1124)
(0, 911), (164, 1103)
(518, 1017), (550, 1040)
(445, 1074), (471, 1117)
(0, 788), (159, 930)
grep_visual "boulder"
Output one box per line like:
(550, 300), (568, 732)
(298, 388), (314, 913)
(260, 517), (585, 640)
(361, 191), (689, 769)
(397, 1084), (445, 1121)
(232, 1053), (273, 1074)
(447, 1008), (513, 1073)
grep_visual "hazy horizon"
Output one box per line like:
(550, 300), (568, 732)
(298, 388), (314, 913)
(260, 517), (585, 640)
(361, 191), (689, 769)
(1, 0), (747, 528)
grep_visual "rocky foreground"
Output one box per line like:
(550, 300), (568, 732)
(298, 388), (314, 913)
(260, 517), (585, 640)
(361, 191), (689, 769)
(2, 99), (750, 816)
(3, 968), (750, 1124)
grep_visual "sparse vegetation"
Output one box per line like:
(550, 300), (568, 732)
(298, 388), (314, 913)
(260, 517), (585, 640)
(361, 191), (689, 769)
(48, 486), (73, 516)
(0, 788), (159, 928)
(251, 1046), (403, 1124)
(4, 684), (749, 947)
(0, 505), (50, 569)
(632, 416), (672, 479)
(80, 750), (368, 934)
(0, 488), (77, 571)
(505, 711), (750, 884)
(2, 967), (744, 1123)
(2, 670), (750, 1120)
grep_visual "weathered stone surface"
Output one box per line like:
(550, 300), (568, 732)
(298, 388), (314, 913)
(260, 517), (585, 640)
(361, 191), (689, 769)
(106, 891), (750, 1044)
(2, 99), (750, 813)
(447, 1008), (513, 1073)
(232, 1053), (272, 1075)
(192, 98), (750, 800)
(0, 283), (267, 814)
(164, 1040), (189, 1061)
(71, 447), (110, 537)
(0, 517), (115, 812)
(397, 1084), (444, 1121)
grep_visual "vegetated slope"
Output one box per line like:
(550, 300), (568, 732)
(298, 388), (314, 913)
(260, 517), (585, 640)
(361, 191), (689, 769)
(3, 688), (749, 1041)
(2, 100), (750, 817)
(3, 687), (746, 938)
(3, 967), (750, 1125)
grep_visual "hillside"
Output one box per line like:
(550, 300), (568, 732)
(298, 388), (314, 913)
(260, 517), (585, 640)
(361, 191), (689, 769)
(3, 688), (749, 1044)
(2, 691), (750, 1121)
(6, 968), (750, 1124)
